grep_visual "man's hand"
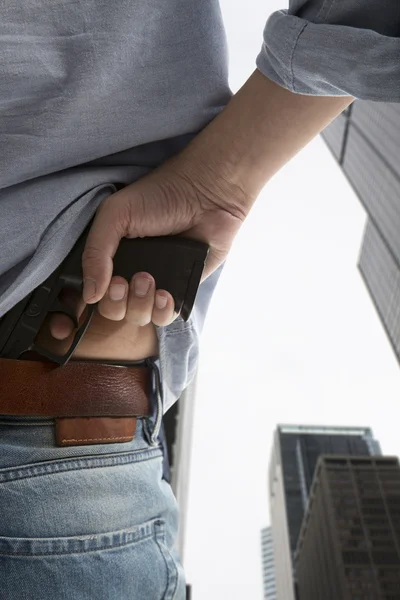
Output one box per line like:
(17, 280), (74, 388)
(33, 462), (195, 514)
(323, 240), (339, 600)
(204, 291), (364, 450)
(49, 69), (353, 341)
(48, 152), (245, 340)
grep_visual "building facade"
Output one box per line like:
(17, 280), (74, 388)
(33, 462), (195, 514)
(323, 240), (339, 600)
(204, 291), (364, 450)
(358, 219), (400, 363)
(269, 425), (381, 600)
(261, 527), (277, 600)
(295, 455), (400, 600)
(321, 101), (400, 364)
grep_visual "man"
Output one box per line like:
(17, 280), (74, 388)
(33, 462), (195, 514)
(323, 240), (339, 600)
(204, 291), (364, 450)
(0, 1), (399, 598)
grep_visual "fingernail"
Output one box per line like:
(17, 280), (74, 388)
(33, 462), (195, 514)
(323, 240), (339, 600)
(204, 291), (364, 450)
(109, 284), (126, 301)
(156, 294), (168, 309)
(134, 277), (151, 297)
(83, 278), (96, 301)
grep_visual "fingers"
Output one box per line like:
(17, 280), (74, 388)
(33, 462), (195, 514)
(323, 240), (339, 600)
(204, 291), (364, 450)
(97, 273), (177, 326)
(48, 289), (87, 340)
(98, 276), (129, 321)
(126, 273), (156, 326)
(49, 271), (177, 345)
(151, 291), (176, 326)
(82, 197), (129, 304)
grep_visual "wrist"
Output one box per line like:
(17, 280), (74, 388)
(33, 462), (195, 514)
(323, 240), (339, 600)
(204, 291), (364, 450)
(174, 69), (354, 216)
(151, 143), (251, 228)
(172, 151), (252, 222)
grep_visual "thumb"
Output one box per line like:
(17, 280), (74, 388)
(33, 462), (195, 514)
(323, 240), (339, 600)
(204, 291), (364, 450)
(82, 199), (128, 303)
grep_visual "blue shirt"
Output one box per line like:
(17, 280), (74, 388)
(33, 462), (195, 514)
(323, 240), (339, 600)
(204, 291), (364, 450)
(1, 0), (399, 412)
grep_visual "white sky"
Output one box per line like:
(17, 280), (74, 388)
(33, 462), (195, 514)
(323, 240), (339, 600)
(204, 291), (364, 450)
(183, 2), (400, 599)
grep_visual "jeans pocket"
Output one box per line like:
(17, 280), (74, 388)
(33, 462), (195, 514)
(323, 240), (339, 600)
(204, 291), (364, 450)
(0, 518), (184, 600)
(0, 433), (186, 600)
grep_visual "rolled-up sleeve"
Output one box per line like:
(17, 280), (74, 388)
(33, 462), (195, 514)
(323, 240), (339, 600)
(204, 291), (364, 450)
(256, 0), (400, 101)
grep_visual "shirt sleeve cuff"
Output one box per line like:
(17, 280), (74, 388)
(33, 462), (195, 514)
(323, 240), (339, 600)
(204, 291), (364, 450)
(256, 9), (400, 102)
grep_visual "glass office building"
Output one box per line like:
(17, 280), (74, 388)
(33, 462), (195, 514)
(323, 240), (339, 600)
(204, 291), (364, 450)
(295, 455), (400, 600)
(269, 425), (381, 600)
(358, 220), (400, 363)
(321, 101), (400, 364)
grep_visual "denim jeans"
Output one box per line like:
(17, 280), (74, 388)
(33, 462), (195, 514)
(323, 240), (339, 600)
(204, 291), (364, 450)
(0, 371), (186, 599)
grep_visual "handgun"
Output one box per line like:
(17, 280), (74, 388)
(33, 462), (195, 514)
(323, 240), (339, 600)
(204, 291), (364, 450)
(0, 221), (209, 366)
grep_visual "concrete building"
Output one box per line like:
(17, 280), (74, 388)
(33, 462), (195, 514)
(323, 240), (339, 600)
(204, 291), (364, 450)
(261, 526), (277, 599)
(295, 455), (400, 600)
(269, 425), (381, 600)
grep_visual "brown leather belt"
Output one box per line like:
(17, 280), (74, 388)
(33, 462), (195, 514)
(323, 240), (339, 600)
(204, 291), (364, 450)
(0, 356), (151, 448)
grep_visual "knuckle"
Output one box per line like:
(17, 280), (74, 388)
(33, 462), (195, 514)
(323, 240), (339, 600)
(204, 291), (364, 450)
(127, 311), (151, 326)
(152, 317), (168, 327)
(127, 288), (153, 307)
(151, 309), (170, 326)
(103, 312), (125, 322)
(98, 304), (124, 321)
(82, 245), (101, 262)
(127, 301), (151, 322)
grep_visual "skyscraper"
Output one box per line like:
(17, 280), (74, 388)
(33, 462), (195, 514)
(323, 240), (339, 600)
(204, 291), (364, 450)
(269, 425), (381, 600)
(261, 527), (277, 600)
(295, 455), (400, 600)
(358, 220), (400, 363)
(321, 101), (400, 364)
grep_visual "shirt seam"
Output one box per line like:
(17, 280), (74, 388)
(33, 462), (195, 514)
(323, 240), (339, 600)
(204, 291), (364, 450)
(314, 0), (333, 23)
(289, 0), (336, 93)
(323, 0), (336, 23)
(289, 22), (309, 93)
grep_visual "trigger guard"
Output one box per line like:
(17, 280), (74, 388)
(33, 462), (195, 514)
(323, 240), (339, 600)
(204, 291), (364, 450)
(48, 298), (79, 329)
(30, 304), (96, 366)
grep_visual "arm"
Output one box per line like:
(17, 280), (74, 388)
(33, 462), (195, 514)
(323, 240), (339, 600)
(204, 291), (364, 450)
(78, 0), (400, 296)
(178, 0), (400, 217)
(76, 68), (354, 308)
(180, 69), (354, 219)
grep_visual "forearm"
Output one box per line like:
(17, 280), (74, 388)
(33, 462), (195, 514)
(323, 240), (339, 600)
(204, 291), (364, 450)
(182, 69), (354, 214)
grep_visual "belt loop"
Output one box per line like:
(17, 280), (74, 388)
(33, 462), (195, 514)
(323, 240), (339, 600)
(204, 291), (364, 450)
(146, 357), (164, 446)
